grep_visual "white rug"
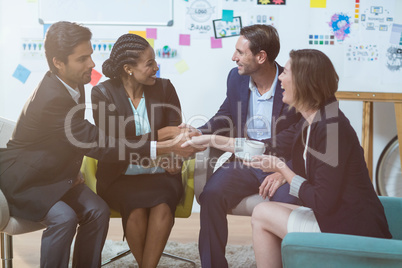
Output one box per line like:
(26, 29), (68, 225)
(100, 240), (257, 268)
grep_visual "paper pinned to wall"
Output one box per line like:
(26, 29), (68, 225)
(390, 24), (402, 45)
(310, 0), (326, 8)
(222, 10), (234, 22)
(179, 34), (191, 46)
(129, 31), (147, 39)
(12, 64), (31, 84)
(146, 28), (158, 39)
(90, 69), (102, 86)
(359, 0), (395, 43)
(185, 0), (219, 38)
(175, 60), (189, 74)
(147, 38), (155, 48)
(210, 37), (222, 48)
(43, 24), (51, 38)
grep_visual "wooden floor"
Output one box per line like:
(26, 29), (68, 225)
(11, 213), (252, 267)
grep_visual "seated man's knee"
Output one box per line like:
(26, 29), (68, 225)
(95, 198), (111, 221)
(54, 209), (79, 232)
(84, 197), (110, 224)
(200, 183), (226, 207)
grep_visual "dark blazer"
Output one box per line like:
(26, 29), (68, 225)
(293, 98), (391, 238)
(0, 71), (151, 222)
(198, 64), (301, 142)
(91, 78), (182, 196)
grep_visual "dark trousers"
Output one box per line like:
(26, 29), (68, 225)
(198, 161), (298, 268)
(40, 184), (110, 268)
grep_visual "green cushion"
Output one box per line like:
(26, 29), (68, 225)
(281, 196), (402, 267)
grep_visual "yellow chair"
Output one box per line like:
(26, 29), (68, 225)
(80, 156), (196, 266)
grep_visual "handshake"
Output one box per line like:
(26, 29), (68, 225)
(149, 123), (205, 175)
(156, 123), (206, 159)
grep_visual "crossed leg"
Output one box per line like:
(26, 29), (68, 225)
(251, 202), (300, 268)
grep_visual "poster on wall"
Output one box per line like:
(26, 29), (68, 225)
(185, 0), (219, 38)
(257, 0), (286, 5)
(358, 0), (395, 43)
(213, 16), (242, 38)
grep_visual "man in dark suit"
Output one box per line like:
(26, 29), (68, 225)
(196, 25), (301, 268)
(0, 21), (199, 268)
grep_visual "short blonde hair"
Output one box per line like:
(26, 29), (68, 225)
(289, 49), (339, 111)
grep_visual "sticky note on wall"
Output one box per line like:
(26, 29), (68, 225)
(222, 10), (234, 22)
(179, 34), (191, 46)
(43, 24), (51, 38)
(146, 28), (157, 39)
(129, 31), (146, 39)
(310, 0), (326, 8)
(90, 69), (102, 86)
(147, 38), (155, 48)
(12, 64), (31, 84)
(175, 60), (189, 74)
(211, 37), (222, 49)
(156, 64), (160, 78)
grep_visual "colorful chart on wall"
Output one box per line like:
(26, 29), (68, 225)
(38, 0), (173, 26)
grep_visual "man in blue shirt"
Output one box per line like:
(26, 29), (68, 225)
(196, 24), (301, 268)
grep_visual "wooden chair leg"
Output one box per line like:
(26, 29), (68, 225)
(0, 233), (12, 268)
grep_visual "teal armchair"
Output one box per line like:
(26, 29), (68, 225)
(281, 196), (402, 268)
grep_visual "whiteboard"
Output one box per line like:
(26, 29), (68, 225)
(227, 0), (402, 93)
(38, 0), (173, 26)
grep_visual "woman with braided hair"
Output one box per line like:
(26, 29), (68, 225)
(91, 33), (193, 267)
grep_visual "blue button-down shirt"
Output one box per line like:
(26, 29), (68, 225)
(246, 64), (278, 140)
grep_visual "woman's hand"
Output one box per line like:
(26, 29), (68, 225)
(159, 132), (206, 158)
(181, 135), (235, 153)
(181, 135), (213, 149)
(259, 172), (287, 199)
(159, 155), (183, 175)
(72, 171), (85, 187)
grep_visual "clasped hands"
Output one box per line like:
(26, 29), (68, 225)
(156, 124), (204, 174)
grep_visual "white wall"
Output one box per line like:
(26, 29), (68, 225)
(0, 0), (398, 213)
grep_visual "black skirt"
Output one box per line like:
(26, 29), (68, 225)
(100, 171), (183, 234)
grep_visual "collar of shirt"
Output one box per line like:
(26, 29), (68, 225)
(248, 63), (278, 100)
(56, 75), (81, 104)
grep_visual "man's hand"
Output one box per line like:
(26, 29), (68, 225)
(158, 126), (181, 141)
(158, 124), (201, 141)
(178, 123), (202, 135)
(259, 172), (286, 199)
(158, 132), (205, 158)
(72, 171), (85, 187)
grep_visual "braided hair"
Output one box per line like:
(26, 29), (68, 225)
(103, 33), (150, 79)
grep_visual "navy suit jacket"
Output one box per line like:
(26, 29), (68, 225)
(292, 98), (391, 238)
(0, 72), (151, 221)
(198, 64), (301, 158)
